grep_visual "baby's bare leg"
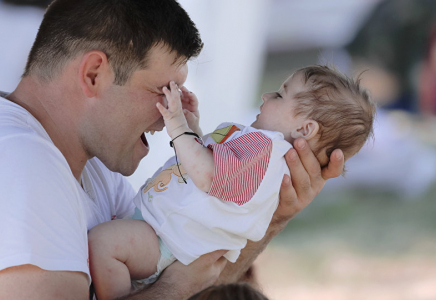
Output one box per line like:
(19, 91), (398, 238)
(88, 219), (160, 300)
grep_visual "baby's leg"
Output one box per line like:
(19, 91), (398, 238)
(88, 219), (160, 300)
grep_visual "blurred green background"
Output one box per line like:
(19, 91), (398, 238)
(256, 185), (436, 299)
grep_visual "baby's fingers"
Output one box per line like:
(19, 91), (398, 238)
(163, 82), (182, 112)
(156, 102), (170, 118)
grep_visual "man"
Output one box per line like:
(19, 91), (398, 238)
(0, 0), (344, 299)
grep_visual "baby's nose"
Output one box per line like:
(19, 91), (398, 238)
(261, 93), (267, 102)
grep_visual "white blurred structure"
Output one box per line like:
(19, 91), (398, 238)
(266, 0), (380, 52)
(0, 2), (44, 93)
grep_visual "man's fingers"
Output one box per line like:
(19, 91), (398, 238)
(321, 149), (344, 180)
(293, 138), (323, 181)
(216, 256), (228, 273)
(276, 174), (298, 220)
(279, 174), (296, 204)
(202, 250), (227, 264)
(206, 250), (228, 275)
(285, 147), (312, 198)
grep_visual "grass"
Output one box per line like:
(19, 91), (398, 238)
(255, 185), (436, 299)
(273, 184), (436, 257)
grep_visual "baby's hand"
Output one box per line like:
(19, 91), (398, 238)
(180, 86), (203, 137)
(157, 81), (189, 138)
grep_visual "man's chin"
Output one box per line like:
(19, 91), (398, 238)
(118, 160), (141, 176)
(102, 158), (140, 177)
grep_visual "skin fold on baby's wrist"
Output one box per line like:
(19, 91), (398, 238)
(168, 124), (192, 140)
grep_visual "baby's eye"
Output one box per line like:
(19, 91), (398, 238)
(275, 92), (282, 98)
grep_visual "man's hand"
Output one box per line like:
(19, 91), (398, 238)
(125, 250), (227, 300)
(272, 137), (344, 232)
(216, 138), (344, 283)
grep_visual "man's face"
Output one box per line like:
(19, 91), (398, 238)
(81, 46), (188, 176)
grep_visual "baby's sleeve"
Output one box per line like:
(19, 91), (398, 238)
(207, 131), (273, 205)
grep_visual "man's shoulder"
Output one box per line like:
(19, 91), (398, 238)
(0, 95), (52, 143)
(0, 126), (69, 184)
(0, 128), (60, 159)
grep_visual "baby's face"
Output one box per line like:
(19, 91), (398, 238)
(251, 72), (308, 142)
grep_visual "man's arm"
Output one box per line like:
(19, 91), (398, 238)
(120, 250), (227, 300)
(0, 265), (89, 300)
(216, 138), (345, 283)
(0, 251), (227, 300)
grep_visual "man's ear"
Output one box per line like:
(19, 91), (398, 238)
(291, 120), (319, 140)
(78, 51), (111, 98)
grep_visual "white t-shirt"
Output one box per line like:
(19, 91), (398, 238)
(134, 122), (291, 265)
(0, 94), (135, 284)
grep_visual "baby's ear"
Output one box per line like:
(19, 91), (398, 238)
(291, 120), (319, 140)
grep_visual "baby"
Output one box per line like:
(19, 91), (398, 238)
(88, 65), (376, 299)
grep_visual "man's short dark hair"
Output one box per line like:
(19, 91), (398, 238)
(24, 0), (203, 85)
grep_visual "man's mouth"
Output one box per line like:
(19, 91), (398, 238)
(142, 128), (163, 147)
(140, 132), (149, 147)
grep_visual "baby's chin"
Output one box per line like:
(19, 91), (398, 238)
(250, 120), (260, 129)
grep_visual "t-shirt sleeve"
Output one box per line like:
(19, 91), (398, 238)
(207, 131), (273, 206)
(0, 135), (90, 283)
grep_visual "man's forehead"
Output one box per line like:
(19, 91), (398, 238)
(147, 44), (187, 68)
(136, 60), (188, 89)
(155, 64), (188, 89)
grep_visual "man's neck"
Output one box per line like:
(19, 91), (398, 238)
(7, 77), (89, 182)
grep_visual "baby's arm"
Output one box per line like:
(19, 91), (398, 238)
(88, 219), (160, 300)
(157, 81), (214, 192)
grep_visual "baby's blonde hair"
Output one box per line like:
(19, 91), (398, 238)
(293, 65), (376, 167)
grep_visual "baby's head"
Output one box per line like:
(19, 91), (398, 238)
(251, 65), (376, 168)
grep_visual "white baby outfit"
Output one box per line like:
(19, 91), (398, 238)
(133, 122), (291, 274)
